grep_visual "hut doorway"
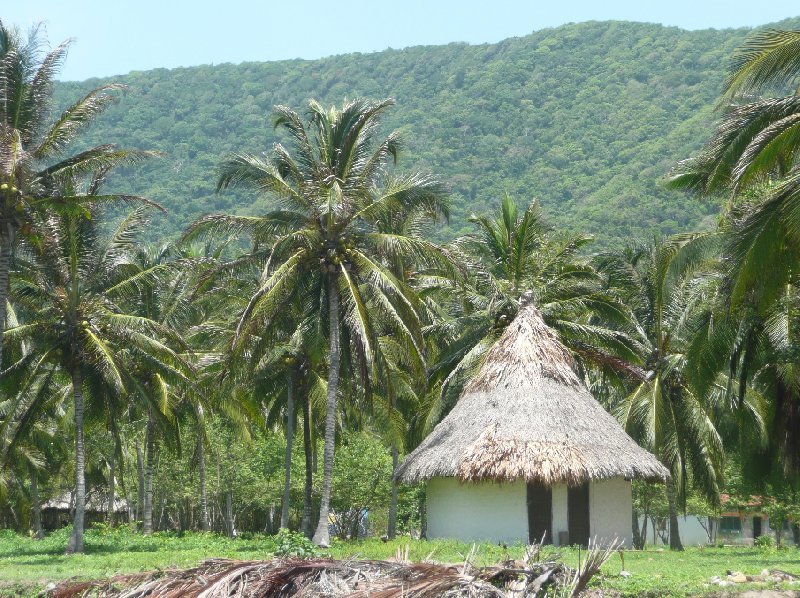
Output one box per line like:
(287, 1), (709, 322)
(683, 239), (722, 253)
(568, 483), (590, 547)
(527, 482), (552, 544)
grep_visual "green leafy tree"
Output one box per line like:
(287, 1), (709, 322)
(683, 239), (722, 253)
(7, 204), (185, 552)
(599, 234), (725, 550)
(190, 98), (448, 546)
(0, 21), (153, 367)
(426, 195), (640, 421)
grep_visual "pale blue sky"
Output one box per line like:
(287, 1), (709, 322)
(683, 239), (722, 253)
(6, 1), (800, 81)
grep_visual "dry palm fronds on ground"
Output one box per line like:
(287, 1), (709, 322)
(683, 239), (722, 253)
(49, 541), (620, 598)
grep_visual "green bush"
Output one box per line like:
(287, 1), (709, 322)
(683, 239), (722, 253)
(272, 529), (319, 559)
(754, 535), (775, 548)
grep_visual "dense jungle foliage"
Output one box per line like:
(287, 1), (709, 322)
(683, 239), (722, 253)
(51, 18), (800, 245)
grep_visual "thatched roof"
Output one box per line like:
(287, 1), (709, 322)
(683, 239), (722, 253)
(397, 301), (668, 485)
(42, 490), (129, 513)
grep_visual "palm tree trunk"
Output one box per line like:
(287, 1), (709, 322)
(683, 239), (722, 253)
(313, 279), (341, 547)
(198, 431), (209, 532)
(66, 366), (86, 554)
(666, 476), (684, 551)
(0, 222), (13, 369)
(30, 468), (43, 540)
(301, 394), (314, 538)
(143, 411), (155, 535)
(632, 510), (642, 549)
(387, 447), (399, 539)
(224, 489), (235, 537)
(136, 440), (145, 524)
(107, 450), (115, 526)
(280, 373), (295, 530)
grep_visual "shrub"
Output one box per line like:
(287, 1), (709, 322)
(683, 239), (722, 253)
(754, 535), (774, 548)
(272, 529), (319, 559)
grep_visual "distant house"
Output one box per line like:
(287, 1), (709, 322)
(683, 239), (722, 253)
(397, 298), (668, 547)
(644, 494), (795, 546)
(41, 491), (129, 530)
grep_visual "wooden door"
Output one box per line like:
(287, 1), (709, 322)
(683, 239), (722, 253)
(753, 516), (762, 538)
(527, 482), (552, 544)
(568, 483), (590, 547)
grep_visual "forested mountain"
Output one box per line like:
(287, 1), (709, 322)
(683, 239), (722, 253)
(53, 18), (800, 244)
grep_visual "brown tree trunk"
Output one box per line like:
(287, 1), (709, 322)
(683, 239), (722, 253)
(666, 477), (684, 551)
(0, 221), (14, 369)
(280, 373), (295, 530)
(66, 367), (86, 554)
(301, 394), (314, 538)
(198, 430), (209, 532)
(313, 279), (341, 547)
(143, 411), (155, 535)
(387, 447), (399, 539)
(632, 510), (642, 550)
(30, 468), (43, 540)
(225, 490), (235, 537)
(136, 440), (145, 524)
(107, 450), (115, 526)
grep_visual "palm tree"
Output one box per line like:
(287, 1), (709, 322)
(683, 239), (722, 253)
(425, 195), (641, 421)
(666, 29), (800, 307)
(252, 319), (327, 532)
(189, 98), (448, 546)
(106, 242), (207, 533)
(0, 21), (154, 367)
(666, 30), (800, 480)
(7, 204), (186, 552)
(597, 234), (725, 550)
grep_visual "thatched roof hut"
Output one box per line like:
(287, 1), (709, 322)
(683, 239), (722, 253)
(397, 299), (668, 546)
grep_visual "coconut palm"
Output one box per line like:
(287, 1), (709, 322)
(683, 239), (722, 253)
(0, 21), (154, 368)
(425, 195), (642, 424)
(105, 242), (208, 533)
(6, 202), (187, 553)
(666, 29), (800, 310)
(251, 317), (327, 533)
(188, 98), (448, 546)
(597, 233), (725, 550)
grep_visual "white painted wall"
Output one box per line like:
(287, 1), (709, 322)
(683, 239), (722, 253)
(426, 477), (527, 543)
(551, 484), (569, 546)
(589, 478), (632, 548)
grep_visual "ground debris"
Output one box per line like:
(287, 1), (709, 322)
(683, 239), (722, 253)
(47, 541), (621, 598)
(707, 569), (799, 588)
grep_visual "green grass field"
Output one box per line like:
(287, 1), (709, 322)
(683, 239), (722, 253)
(1, 527), (799, 596)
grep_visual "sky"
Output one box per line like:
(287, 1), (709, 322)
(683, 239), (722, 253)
(5, 1), (800, 81)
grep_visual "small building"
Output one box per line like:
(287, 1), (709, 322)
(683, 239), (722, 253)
(41, 491), (129, 530)
(397, 299), (668, 547)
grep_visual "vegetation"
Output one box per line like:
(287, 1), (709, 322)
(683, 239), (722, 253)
(49, 18), (800, 246)
(2, 12), (800, 598)
(1, 529), (800, 597)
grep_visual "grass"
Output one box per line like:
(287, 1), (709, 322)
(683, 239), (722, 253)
(1, 526), (800, 596)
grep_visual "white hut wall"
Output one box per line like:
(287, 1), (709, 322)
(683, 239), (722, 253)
(426, 477), (527, 543)
(589, 478), (632, 547)
(551, 484), (568, 546)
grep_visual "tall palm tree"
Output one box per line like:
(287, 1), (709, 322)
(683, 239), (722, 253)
(597, 233), (725, 550)
(425, 195), (641, 421)
(0, 21), (154, 367)
(252, 318), (327, 532)
(189, 98), (448, 546)
(6, 204), (186, 552)
(667, 30), (800, 480)
(106, 242), (206, 533)
(666, 29), (800, 307)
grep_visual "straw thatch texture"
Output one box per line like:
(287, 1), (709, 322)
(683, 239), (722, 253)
(397, 304), (668, 485)
(50, 542), (622, 598)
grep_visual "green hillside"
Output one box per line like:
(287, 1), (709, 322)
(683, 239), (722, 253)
(52, 18), (800, 244)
